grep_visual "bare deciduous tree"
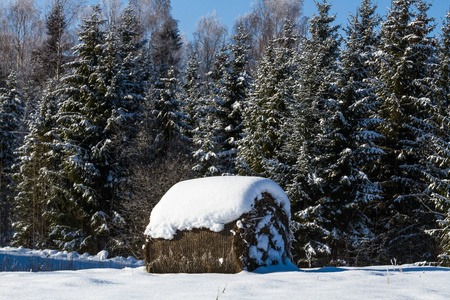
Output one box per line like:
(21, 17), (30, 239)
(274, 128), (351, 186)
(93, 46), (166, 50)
(101, 0), (122, 26)
(129, 0), (172, 43)
(3, 0), (43, 79)
(192, 11), (227, 76)
(234, 0), (307, 64)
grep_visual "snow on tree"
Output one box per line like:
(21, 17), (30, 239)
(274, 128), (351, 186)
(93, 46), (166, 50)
(101, 5), (151, 255)
(428, 9), (450, 266)
(237, 21), (298, 186)
(191, 48), (228, 176)
(192, 28), (251, 176)
(192, 11), (228, 76)
(12, 81), (60, 249)
(372, 0), (442, 263)
(324, 0), (385, 265)
(146, 66), (188, 155)
(182, 52), (203, 136)
(287, 0), (342, 267)
(49, 5), (146, 254)
(0, 72), (24, 246)
(234, 0), (306, 66)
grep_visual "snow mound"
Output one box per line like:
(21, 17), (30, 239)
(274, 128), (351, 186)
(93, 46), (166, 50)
(145, 176), (290, 240)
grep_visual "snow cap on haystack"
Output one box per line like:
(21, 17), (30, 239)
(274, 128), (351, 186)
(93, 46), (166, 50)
(144, 176), (290, 240)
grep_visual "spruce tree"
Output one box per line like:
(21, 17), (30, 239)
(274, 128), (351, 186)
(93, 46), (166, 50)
(31, 0), (71, 84)
(429, 9), (450, 266)
(288, 0), (342, 267)
(183, 52), (203, 137)
(237, 22), (298, 187)
(50, 5), (146, 254)
(195, 30), (251, 175)
(318, 0), (384, 266)
(0, 72), (24, 246)
(147, 66), (187, 155)
(191, 48), (228, 176)
(150, 17), (183, 76)
(12, 81), (59, 249)
(100, 6), (150, 255)
(373, 0), (441, 263)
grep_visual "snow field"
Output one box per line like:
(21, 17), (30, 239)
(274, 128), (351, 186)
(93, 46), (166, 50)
(1, 265), (449, 299)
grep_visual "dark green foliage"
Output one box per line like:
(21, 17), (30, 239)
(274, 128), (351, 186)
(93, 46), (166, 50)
(318, 0), (384, 266)
(237, 21), (298, 185)
(429, 10), (450, 266)
(371, 0), (442, 263)
(192, 27), (251, 176)
(48, 5), (148, 254)
(4, 0), (450, 268)
(0, 72), (24, 246)
(147, 67), (187, 154)
(13, 81), (59, 249)
(31, 0), (72, 84)
(150, 18), (183, 75)
(288, 0), (342, 266)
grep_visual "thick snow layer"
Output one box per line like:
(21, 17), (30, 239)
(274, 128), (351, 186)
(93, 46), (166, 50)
(145, 176), (290, 240)
(0, 246), (143, 271)
(1, 259), (450, 299)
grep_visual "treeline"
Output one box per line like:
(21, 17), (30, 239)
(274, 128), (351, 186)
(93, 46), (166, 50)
(1, 0), (450, 268)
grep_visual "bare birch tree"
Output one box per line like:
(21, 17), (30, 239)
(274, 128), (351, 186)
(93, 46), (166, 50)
(192, 11), (227, 76)
(234, 0), (307, 64)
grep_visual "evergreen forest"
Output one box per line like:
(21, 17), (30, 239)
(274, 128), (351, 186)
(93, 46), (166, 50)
(1, 0), (450, 268)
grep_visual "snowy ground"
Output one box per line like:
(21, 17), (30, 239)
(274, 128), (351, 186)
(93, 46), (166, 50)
(1, 247), (449, 299)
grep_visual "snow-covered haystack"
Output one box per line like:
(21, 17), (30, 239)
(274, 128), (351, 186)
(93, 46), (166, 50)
(143, 176), (292, 273)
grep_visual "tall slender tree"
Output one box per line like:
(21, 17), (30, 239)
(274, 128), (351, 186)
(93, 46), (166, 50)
(237, 21), (298, 186)
(31, 0), (73, 84)
(0, 72), (24, 246)
(372, 0), (441, 263)
(213, 27), (251, 175)
(288, 0), (342, 267)
(12, 81), (59, 249)
(315, 0), (384, 265)
(428, 9), (450, 266)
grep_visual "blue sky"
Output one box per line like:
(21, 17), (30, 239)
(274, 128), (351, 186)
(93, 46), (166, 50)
(171, 0), (449, 39)
(35, 0), (450, 38)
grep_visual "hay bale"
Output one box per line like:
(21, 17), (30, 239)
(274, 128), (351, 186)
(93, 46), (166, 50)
(143, 176), (291, 273)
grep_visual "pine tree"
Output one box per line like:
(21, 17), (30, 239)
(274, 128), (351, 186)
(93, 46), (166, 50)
(183, 52), (203, 137)
(0, 72), (24, 246)
(150, 17), (183, 76)
(372, 0), (441, 263)
(191, 48), (228, 176)
(31, 0), (72, 84)
(98, 5), (150, 255)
